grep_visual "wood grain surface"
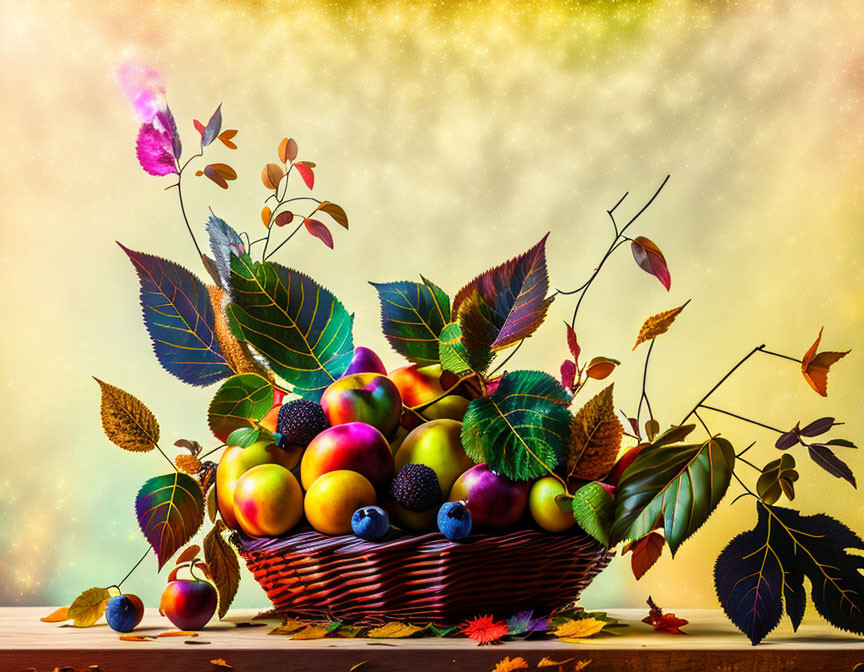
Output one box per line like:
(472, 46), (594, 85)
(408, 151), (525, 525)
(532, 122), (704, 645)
(2, 608), (863, 672)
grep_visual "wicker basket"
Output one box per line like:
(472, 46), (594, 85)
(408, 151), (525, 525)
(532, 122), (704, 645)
(238, 527), (612, 625)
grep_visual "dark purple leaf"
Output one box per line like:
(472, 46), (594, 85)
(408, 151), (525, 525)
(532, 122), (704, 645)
(799, 417), (840, 437)
(809, 444), (857, 487)
(560, 360), (576, 390)
(202, 104), (222, 147)
(775, 431), (800, 451)
(630, 236), (671, 291)
(203, 164), (228, 189)
(827, 438), (858, 449)
(507, 610), (547, 636)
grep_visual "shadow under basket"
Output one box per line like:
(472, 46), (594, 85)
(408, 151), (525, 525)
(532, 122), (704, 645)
(237, 528), (612, 625)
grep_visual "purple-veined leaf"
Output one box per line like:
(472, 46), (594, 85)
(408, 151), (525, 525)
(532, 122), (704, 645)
(452, 234), (553, 357)
(799, 417), (840, 437)
(631, 236), (670, 291)
(808, 444), (857, 487)
(120, 244), (233, 386)
(156, 107), (182, 161)
(202, 104), (222, 147)
(136, 472), (204, 570)
(507, 610), (548, 636)
(775, 430), (800, 450)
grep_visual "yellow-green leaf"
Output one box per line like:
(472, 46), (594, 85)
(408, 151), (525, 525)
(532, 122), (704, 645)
(633, 301), (689, 350)
(366, 622), (428, 638)
(94, 378), (160, 452)
(553, 617), (607, 640)
(68, 587), (111, 627)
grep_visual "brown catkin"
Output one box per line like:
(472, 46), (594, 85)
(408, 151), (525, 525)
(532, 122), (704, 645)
(207, 285), (261, 375)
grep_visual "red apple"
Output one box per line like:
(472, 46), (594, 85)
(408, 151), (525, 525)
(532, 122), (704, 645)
(448, 463), (530, 529)
(605, 443), (647, 487)
(301, 422), (394, 490)
(160, 578), (217, 631)
(321, 373), (402, 437)
(342, 346), (387, 376)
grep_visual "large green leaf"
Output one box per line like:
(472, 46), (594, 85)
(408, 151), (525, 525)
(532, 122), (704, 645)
(227, 255), (354, 400)
(208, 373), (274, 441)
(715, 502), (864, 644)
(370, 277), (450, 365)
(571, 481), (615, 547)
(610, 436), (735, 554)
(461, 370), (571, 480)
(438, 321), (492, 375)
(136, 472), (204, 570)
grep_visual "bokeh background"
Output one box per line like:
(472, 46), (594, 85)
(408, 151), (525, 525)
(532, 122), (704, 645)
(1, 0), (863, 611)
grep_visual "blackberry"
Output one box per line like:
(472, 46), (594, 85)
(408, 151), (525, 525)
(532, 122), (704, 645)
(390, 464), (442, 512)
(277, 399), (329, 446)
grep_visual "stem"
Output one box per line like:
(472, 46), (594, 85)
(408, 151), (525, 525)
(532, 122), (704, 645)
(175, 153), (205, 260)
(680, 344), (766, 425)
(759, 348), (802, 364)
(699, 404), (784, 433)
(736, 454), (762, 473)
(117, 548), (150, 588)
(264, 220), (305, 260)
(636, 339), (656, 426)
(409, 375), (476, 413)
(564, 175), (670, 329)
(155, 442), (178, 471)
(199, 444), (226, 460)
(736, 441), (756, 458)
(693, 411), (712, 437)
(488, 340), (524, 377)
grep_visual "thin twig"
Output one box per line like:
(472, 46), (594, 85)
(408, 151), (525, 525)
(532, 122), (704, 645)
(699, 404), (784, 434)
(636, 339), (656, 426)
(488, 340), (525, 377)
(117, 548), (150, 588)
(759, 348), (802, 364)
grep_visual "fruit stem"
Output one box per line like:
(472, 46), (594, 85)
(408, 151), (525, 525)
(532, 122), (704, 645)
(117, 548), (151, 588)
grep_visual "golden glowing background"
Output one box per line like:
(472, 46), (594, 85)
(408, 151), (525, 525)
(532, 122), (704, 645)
(1, 0), (863, 611)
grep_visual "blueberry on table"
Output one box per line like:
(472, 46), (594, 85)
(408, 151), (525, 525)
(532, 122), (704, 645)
(105, 594), (145, 633)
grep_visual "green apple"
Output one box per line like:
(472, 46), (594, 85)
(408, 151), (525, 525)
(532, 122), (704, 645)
(423, 395), (470, 421)
(393, 419), (474, 493)
(529, 477), (577, 533)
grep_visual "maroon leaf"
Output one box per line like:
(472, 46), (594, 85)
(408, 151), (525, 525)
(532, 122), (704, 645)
(304, 218), (333, 248)
(294, 163), (315, 190)
(808, 444), (857, 487)
(799, 417), (840, 437)
(826, 438), (858, 448)
(627, 531), (664, 580)
(560, 360), (576, 391)
(566, 324), (580, 366)
(631, 236), (670, 291)
(775, 430), (800, 451)
(274, 211), (294, 227)
(203, 164), (228, 189)
(452, 235), (553, 355)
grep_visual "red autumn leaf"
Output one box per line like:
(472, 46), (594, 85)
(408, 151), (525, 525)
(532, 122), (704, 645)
(566, 324), (580, 366)
(631, 236), (671, 291)
(294, 162), (315, 190)
(175, 544), (201, 566)
(194, 119), (206, 137)
(304, 218), (333, 248)
(626, 532), (664, 580)
(801, 328), (850, 397)
(274, 211), (295, 227)
(560, 360), (576, 391)
(485, 376), (502, 395)
(461, 615), (509, 645)
(642, 596), (687, 634)
(203, 164), (228, 189)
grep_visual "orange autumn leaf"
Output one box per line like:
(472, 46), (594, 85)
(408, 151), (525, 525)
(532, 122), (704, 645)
(157, 630), (199, 637)
(278, 137), (298, 163)
(261, 163), (284, 190)
(40, 606), (70, 622)
(175, 454), (202, 475)
(633, 301), (689, 350)
(492, 656), (529, 672)
(315, 201), (349, 229)
(119, 633), (156, 641)
(585, 356), (619, 380)
(218, 129), (237, 150)
(537, 657), (575, 668)
(801, 328), (850, 397)
(624, 531), (664, 580)
(291, 624), (330, 639)
(175, 545), (201, 565)
(211, 659), (233, 670)
(261, 206), (272, 229)
(366, 622), (427, 638)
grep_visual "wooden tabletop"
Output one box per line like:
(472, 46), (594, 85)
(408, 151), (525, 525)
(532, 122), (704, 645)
(2, 607), (863, 672)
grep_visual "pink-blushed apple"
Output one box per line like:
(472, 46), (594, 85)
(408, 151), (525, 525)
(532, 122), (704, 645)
(448, 463), (530, 529)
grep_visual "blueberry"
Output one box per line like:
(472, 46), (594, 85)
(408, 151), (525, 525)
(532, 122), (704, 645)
(105, 594), (144, 633)
(437, 501), (472, 541)
(351, 506), (390, 540)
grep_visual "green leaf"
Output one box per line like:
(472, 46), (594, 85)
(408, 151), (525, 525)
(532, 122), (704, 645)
(371, 277), (450, 365)
(461, 370), (571, 480)
(208, 373), (274, 441)
(135, 472), (205, 570)
(438, 321), (473, 375)
(571, 482), (614, 547)
(611, 437), (735, 554)
(227, 255), (354, 400)
(226, 427), (261, 447)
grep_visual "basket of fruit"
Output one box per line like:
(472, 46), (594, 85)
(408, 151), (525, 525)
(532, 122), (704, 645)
(55, 68), (864, 649)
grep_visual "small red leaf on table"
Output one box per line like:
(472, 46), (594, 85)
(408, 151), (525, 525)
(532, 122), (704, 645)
(631, 236), (671, 290)
(304, 218), (333, 248)
(461, 615), (509, 645)
(642, 596), (687, 634)
(294, 162), (315, 190)
(801, 328), (850, 397)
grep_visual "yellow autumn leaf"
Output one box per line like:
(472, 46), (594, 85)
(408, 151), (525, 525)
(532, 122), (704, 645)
(366, 621), (427, 638)
(210, 659), (233, 670)
(94, 378), (160, 452)
(291, 624), (331, 640)
(68, 587), (111, 627)
(157, 630), (199, 637)
(567, 384), (623, 481)
(40, 606), (70, 623)
(175, 454), (202, 475)
(553, 617), (607, 640)
(537, 657), (575, 667)
(119, 633), (156, 641)
(633, 301), (689, 350)
(491, 656), (529, 672)
(269, 619), (309, 635)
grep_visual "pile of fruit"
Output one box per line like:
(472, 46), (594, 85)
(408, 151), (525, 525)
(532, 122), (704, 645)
(216, 353), (584, 544)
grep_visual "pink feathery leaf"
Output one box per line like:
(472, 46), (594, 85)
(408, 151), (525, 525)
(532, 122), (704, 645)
(136, 123), (177, 176)
(118, 61), (166, 122)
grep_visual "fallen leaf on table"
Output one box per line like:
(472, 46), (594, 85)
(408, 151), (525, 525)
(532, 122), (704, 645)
(40, 606), (70, 622)
(537, 657), (575, 667)
(157, 630), (198, 637)
(349, 662), (369, 672)
(336, 624), (364, 638)
(642, 596), (688, 634)
(491, 656), (529, 671)
(69, 587), (111, 627)
(291, 624), (331, 639)
(211, 659), (233, 670)
(269, 618), (309, 635)
(552, 617), (607, 641)
(119, 633), (156, 641)
(366, 621), (427, 638)
(461, 615), (510, 645)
